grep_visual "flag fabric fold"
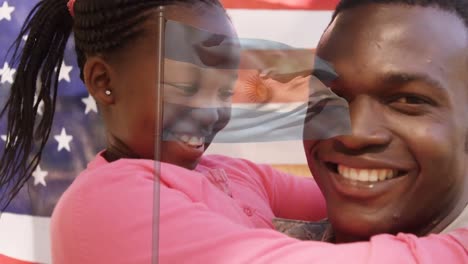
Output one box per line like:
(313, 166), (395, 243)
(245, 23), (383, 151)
(162, 20), (350, 143)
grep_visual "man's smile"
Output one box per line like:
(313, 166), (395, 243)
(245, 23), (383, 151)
(314, 152), (415, 200)
(332, 164), (405, 182)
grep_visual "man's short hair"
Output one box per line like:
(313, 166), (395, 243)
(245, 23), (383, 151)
(332, 0), (468, 27)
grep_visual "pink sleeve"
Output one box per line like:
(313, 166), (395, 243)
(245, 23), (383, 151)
(160, 185), (468, 264)
(52, 163), (468, 264)
(239, 159), (327, 221)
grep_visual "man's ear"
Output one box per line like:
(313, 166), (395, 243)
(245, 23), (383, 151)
(83, 56), (115, 105)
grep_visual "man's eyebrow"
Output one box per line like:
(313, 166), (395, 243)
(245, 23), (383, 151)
(380, 72), (447, 91)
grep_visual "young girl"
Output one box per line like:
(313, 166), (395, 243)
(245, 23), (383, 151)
(1, 0), (466, 263)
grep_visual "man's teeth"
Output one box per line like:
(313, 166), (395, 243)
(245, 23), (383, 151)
(176, 134), (205, 147)
(337, 165), (397, 182)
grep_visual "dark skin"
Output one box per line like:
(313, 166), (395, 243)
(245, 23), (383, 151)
(82, 4), (238, 170)
(304, 4), (468, 242)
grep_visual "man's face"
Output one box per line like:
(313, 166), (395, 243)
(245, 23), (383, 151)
(304, 4), (468, 240)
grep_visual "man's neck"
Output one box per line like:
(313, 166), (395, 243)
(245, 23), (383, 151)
(334, 201), (468, 243)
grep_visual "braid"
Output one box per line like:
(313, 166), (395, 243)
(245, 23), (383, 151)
(73, 0), (223, 79)
(0, 0), (72, 210)
(0, 0), (224, 210)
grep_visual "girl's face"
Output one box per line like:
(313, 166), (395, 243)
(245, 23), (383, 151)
(97, 4), (239, 169)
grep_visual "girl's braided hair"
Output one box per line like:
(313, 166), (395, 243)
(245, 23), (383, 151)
(0, 0), (223, 210)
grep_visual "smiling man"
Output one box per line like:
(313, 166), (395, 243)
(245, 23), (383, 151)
(278, 0), (468, 243)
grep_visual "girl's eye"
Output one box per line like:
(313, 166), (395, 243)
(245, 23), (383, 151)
(219, 89), (235, 100)
(165, 83), (198, 95)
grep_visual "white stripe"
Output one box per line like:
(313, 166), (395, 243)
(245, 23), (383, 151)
(232, 102), (305, 111)
(227, 9), (333, 48)
(206, 141), (307, 164)
(0, 213), (51, 263)
(219, 9), (332, 162)
(214, 104), (307, 143)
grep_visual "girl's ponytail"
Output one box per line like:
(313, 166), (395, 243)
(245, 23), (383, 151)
(0, 0), (73, 210)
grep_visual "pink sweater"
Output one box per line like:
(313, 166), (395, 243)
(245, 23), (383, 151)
(51, 154), (468, 263)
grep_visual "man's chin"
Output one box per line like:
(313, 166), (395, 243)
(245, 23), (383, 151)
(328, 205), (403, 242)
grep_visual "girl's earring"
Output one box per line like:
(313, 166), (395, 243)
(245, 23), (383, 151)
(105, 90), (112, 96)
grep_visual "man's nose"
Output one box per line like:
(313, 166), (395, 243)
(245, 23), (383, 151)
(334, 96), (391, 151)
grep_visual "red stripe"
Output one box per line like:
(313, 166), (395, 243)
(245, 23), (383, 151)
(0, 254), (34, 264)
(221, 0), (339, 10)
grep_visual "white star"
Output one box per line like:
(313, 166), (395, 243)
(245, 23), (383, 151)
(1, 135), (7, 142)
(0, 1), (15, 21)
(81, 94), (98, 114)
(0, 62), (16, 84)
(32, 165), (48, 187)
(58, 61), (73, 82)
(22, 35), (28, 42)
(54, 128), (73, 152)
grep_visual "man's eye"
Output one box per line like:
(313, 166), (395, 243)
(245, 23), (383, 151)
(387, 94), (437, 115)
(393, 95), (431, 105)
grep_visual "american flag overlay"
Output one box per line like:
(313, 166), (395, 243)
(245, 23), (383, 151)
(0, 1), (339, 262)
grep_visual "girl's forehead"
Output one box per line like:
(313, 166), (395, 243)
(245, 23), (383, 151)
(159, 4), (235, 37)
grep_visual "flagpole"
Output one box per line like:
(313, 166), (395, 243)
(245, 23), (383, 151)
(153, 5), (166, 264)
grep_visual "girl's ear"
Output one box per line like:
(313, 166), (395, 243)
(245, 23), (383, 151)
(83, 56), (115, 105)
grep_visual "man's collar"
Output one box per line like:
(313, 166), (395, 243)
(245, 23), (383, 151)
(272, 217), (335, 242)
(274, 204), (468, 242)
(441, 204), (468, 233)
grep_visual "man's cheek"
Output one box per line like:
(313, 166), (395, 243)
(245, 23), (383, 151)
(415, 133), (455, 187)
